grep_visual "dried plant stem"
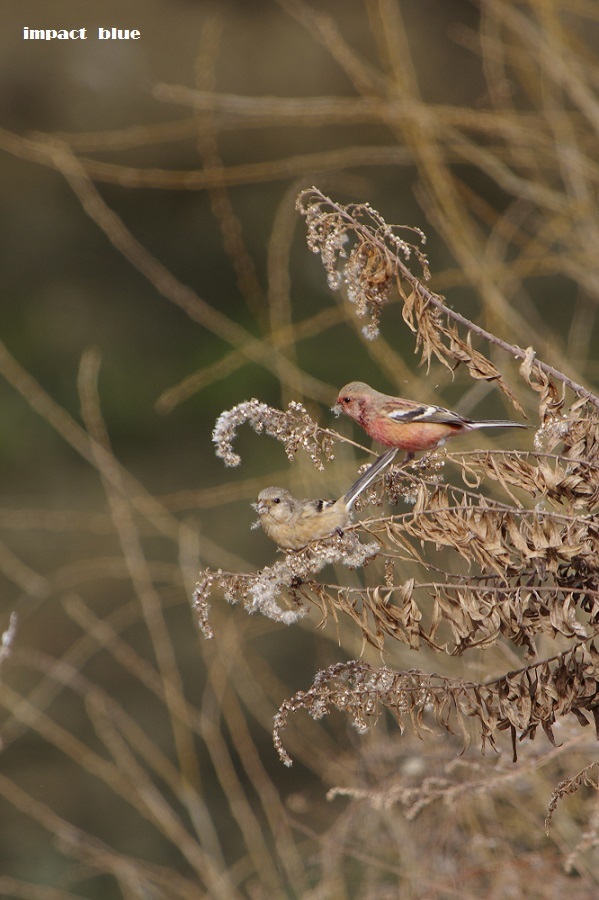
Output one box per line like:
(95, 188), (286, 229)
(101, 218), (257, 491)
(0, 773), (204, 898)
(44, 139), (332, 403)
(76, 351), (208, 840)
(482, 636), (598, 686)
(0, 339), (245, 569)
(307, 188), (599, 410)
(195, 16), (266, 322)
(0, 126), (413, 191)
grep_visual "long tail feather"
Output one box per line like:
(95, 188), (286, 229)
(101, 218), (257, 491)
(344, 448), (398, 508)
(468, 420), (529, 430)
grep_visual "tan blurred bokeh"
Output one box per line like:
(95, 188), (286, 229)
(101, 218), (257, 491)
(0, 1), (598, 896)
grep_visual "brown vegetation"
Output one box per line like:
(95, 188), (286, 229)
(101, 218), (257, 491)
(0, 1), (598, 897)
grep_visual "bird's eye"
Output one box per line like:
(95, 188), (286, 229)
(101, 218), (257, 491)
(273, 498), (281, 504)
(342, 397), (351, 404)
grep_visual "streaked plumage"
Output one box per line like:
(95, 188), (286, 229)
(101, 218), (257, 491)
(254, 448), (397, 550)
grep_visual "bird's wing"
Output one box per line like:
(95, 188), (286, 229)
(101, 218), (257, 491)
(387, 403), (467, 426)
(299, 498), (336, 518)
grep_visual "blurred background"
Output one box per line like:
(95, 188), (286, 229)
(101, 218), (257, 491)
(0, 0), (598, 896)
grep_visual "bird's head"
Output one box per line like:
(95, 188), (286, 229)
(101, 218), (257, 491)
(253, 487), (295, 523)
(332, 381), (372, 422)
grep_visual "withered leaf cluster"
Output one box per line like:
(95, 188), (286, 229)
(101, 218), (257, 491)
(463, 446), (598, 509)
(400, 285), (525, 414)
(273, 650), (599, 767)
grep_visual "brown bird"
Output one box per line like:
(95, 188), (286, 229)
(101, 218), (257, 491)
(254, 448), (397, 550)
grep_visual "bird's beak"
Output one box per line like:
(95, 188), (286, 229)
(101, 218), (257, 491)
(254, 500), (267, 514)
(331, 402), (342, 417)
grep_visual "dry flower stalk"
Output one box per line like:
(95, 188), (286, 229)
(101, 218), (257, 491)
(273, 650), (599, 767)
(197, 189), (598, 810)
(212, 397), (335, 469)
